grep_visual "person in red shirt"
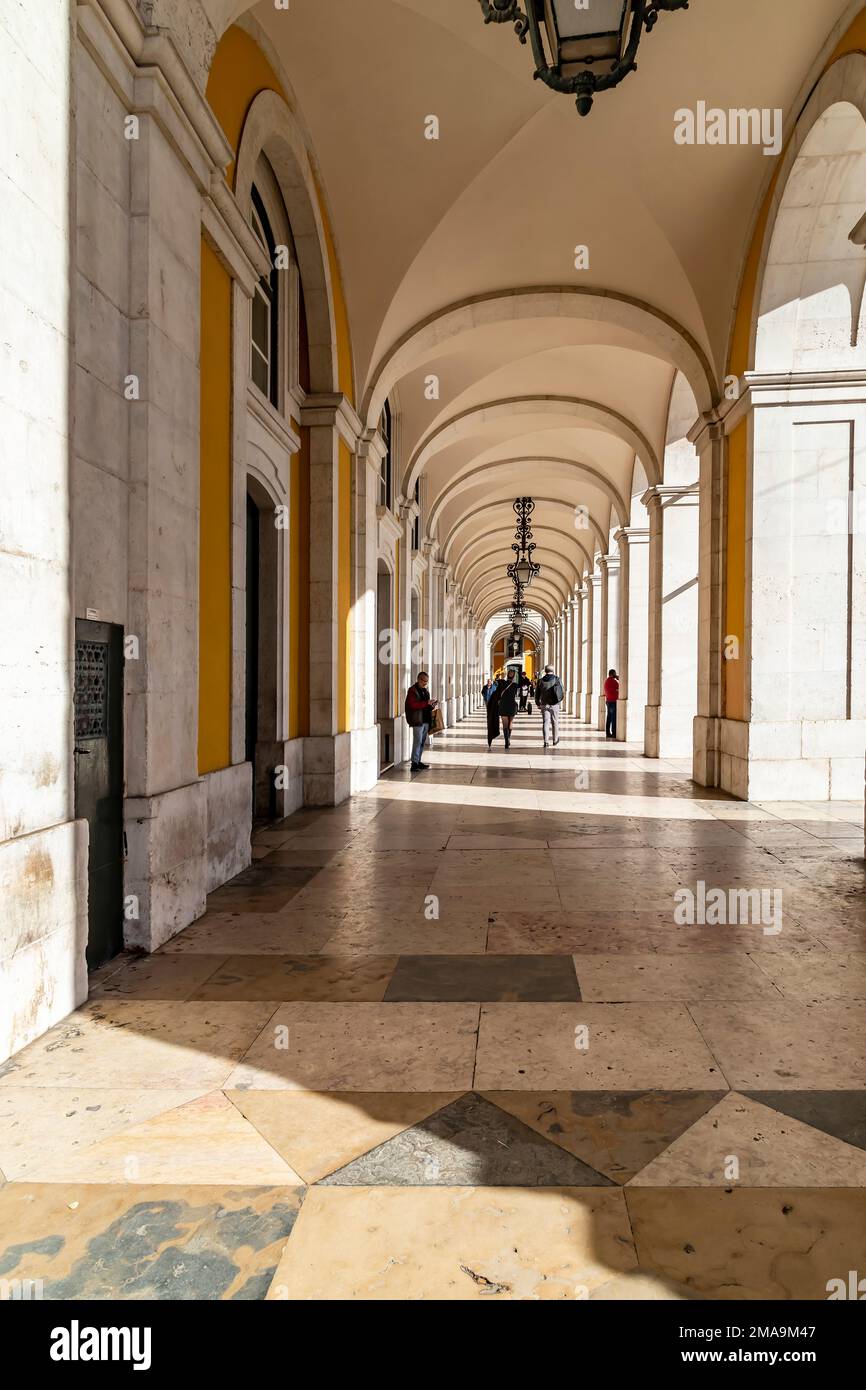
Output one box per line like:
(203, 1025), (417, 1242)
(405, 671), (438, 770)
(604, 669), (619, 740)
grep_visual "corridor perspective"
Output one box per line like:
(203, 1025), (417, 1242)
(2, 0), (866, 1311)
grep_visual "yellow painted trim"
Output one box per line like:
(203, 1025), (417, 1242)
(198, 236), (233, 774)
(203, 24), (357, 748)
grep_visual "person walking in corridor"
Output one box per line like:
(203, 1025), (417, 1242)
(482, 675), (495, 704)
(604, 668), (620, 739)
(486, 675), (502, 749)
(536, 664), (564, 748)
(498, 670), (520, 749)
(405, 671), (437, 771)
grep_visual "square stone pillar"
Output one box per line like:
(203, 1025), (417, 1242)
(642, 484), (700, 760)
(572, 592), (584, 718)
(585, 574), (602, 724)
(597, 553), (620, 728)
(299, 393), (363, 803)
(615, 527), (650, 743)
(124, 110), (211, 950)
(691, 414), (726, 788)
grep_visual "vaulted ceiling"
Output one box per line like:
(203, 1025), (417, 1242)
(213, 0), (857, 623)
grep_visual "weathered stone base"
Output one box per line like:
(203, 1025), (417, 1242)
(203, 763), (252, 894)
(645, 703), (694, 760)
(124, 781), (207, 952)
(0, 821), (89, 1063)
(716, 718), (866, 802)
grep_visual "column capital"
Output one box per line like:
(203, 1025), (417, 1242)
(599, 552), (621, 575)
(641, 483), (700, 512)
(300, 392), (363, 448)
(614, 526), (649, 547)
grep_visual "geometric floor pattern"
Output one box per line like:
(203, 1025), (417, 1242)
(1, 713), (864, 1299)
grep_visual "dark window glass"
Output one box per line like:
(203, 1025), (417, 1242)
(250, 184), (279, 407)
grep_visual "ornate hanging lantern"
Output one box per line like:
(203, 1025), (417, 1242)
(478, 0), (689, 117)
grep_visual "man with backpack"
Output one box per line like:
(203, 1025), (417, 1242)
(535, 664), (564, 748)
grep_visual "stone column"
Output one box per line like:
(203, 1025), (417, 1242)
(691, 414), (726, 789)
(398, 495), (417, 761)
(300, 394), (361, 802)
(597, 554), (620, 728)
(579, 583), (591, 722)
(642, 484), (700, 759)
(573, 593), (584, 718)
(124, 100), (214, 949)
(350, 431), (384, 791)
(614, 527), (650, 743)
(586, 573), (602, 724)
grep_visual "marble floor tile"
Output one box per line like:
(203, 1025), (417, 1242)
(89, 952), (229, 1000)
(628, 1092), (866, 1187)
(159, 914), (340, 954)
(743, 1091), (866, 1152)
(0, 1002), (279, 1090)
(626, 1187), (866, 1300)
(751, 951), (866, 999)
(268, 1186), (640, 1300)
(384, 954), (580, 1002)
(0, 1087), (209, 1180)
(225, 1003), (480, 1091)
(487, 912), (823, 955)
(319, 1093), (613, 1187)
(574, 953), (781, 1002)
(485, 1090), (722, 1183)
(227, 1091), (462, 1183)
(320, 918), (489, 956)
(22, 1091), (305, 1185)
(190, 954), (398, 1002)
(690, 1000), (866, 1089)
(0, 1183), (304, 1300)
(474, 1003), (727, 1091)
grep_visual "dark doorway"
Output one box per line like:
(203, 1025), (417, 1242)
(74, 618), (124, 969)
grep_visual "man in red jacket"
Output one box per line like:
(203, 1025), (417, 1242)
(405, 671), (438, 771)
(604, 669), (619, 739)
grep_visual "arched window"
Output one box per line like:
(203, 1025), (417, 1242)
(412, 477), (421, 549)
(250, 183), (279, 407)
(380, 399), (393, 510)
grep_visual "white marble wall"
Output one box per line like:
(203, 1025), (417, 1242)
(0, 0), (89, 1062)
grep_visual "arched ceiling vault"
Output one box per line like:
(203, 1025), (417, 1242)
(428, 455), (630, 536)
(442, 498), (607, 567)
(409, 398), (660, 498)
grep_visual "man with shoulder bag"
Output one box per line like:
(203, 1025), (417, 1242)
(535, 664), (564, 749)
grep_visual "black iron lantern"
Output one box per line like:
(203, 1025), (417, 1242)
(507, 496), (541, 587)
(478, 0), (689, 116)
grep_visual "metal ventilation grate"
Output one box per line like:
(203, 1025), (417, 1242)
(74, 639), (109, 738)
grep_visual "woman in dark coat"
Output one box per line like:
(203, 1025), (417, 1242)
(497, 672), (520, 749)
(486, 677), (502, 749)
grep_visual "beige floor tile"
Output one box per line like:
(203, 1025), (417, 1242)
(190, 954), (398, 1002)
(159, 914), (339, 954)
(0, 1002), (278, 1090)
(320, 919), (488, 955)
(229, 1090), (461, 1183)
(485, 1090), (722, 1183)
(0, 1087), (208, 1179)
(474, 1003), (727, 1090)
(90, 953), (228, 1000)
(225, 1003), (480, 1091)
(22, 1091), (304, 1185)
(627, 1187), (866, 1300)
(574, 953), (782, 1001)
(629, 1092), (866, 1187)
(751, 951), (866, 999)
(267, 1186), (644, 1300)
(690, 999), (866, 1089)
